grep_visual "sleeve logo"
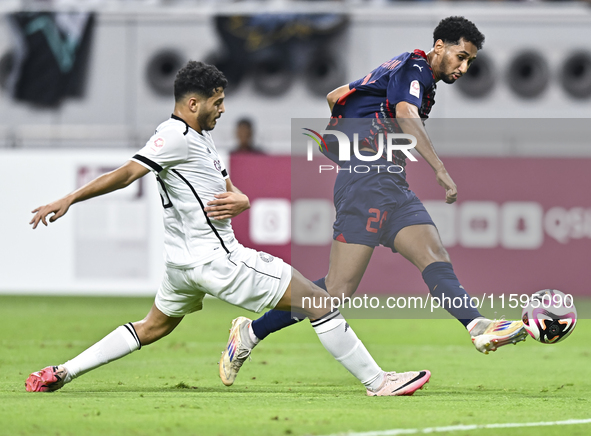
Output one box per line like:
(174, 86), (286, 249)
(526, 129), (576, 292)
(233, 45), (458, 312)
(259, 252), (275, 263)
(409, 80), (420, 98)
(153, 138), (165, 148)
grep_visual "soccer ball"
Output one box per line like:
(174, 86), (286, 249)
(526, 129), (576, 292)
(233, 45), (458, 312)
(521, 289), (577, 344)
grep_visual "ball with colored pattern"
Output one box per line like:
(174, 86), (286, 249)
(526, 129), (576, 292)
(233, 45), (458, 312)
(521, 289), (577, 344)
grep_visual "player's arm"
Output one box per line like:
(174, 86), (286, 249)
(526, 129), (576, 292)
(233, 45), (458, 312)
(30, 160), (150, 229)
(327, 84), (350, 111)
(395, 101), (457, 204)
(204, 178), (250, 220)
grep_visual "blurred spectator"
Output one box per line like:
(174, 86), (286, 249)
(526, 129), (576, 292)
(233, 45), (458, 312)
(232, 118), (265, 154)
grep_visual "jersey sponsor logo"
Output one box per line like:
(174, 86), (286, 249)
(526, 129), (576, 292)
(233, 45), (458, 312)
(258, 252), (275, 263)
(412, 64), (424, 72)
(409, 80), (420, 98)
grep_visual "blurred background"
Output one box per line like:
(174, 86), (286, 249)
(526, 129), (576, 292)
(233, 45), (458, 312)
(1, 0), (590, 301)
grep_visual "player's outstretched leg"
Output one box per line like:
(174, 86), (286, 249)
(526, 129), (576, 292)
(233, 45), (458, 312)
(366, 370), (431, 397)
(220, 277), (330, 386)
(25, 305), (182, 392)
(25, 365), (69, 392)
(245, 241), (374, 347)
(308, 310), (430, 396)
(467, 319), (528, 354)
(222, 268), (431, 396)
(219, 316), (257, 386)
(25, 322), (141, 392)
(249, 277), (317, 342)
(423, 262), (527, 353)
(248, 241), (374, 344)
(394, 224), (527, 354)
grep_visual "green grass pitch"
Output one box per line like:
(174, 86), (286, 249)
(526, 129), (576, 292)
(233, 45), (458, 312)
(1, 295), (590, 436)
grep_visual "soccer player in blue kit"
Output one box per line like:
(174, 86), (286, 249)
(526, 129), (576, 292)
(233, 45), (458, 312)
(219, 16), (528, 387)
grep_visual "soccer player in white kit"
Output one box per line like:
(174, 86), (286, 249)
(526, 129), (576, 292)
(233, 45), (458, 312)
(25, 61), (430, 396)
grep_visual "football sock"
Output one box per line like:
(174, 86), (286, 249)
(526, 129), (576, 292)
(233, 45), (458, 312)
(62, 323), (141, 382)
(251, 278), (326, 340)
(311, 311), (384, 391)
(240, 321), (259, 350)
(422, 261), (482, 328)
(313, 277), (327, 292)
(466, 318), (490, 335)
(251, 310), (300, 340)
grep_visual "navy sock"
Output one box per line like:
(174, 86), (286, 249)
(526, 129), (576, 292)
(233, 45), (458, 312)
(422, 262), (482, 327)
(251, 278), (326, 340)
(314, 277), (327, 291)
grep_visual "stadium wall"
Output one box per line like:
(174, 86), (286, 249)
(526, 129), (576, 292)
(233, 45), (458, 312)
(3, 149), (590, 296)
(0, 148), (219, 295)
(227, 150), (591, 297)
(1, 4), (591, 153)
(2, 4), (591, 296)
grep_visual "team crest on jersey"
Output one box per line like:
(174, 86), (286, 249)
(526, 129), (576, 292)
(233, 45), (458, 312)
(409, 80), (420, 98)
(259, 252), (274, 263)
(214, 160), (222, 171)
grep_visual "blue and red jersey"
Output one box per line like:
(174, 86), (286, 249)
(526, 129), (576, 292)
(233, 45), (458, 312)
(324, 50), (436, 168)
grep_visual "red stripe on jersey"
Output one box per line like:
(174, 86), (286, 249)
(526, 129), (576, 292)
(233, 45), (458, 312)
(413, 49), (427, 60)
(388, 60), (401, 70)
(335, 233), (347, 243)
(413, 49), (435, 79)
(385, 99), (395, 118)
(337, 88), (357, 106)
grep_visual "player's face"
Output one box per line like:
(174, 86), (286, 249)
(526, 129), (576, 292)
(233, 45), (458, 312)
(437, 39), (478, 84)
(197, 88), (226, 131)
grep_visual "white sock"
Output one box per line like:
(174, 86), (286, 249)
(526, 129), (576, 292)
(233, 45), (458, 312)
(466, 317), (487, 334)
(311, 313), (384, 391)
(247, 322), (260, 346)
(62, 323), (141, 382)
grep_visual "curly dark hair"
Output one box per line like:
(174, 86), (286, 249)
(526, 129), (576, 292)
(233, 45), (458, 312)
(433, 16), (485, 50)
(174, 61), (228, 101)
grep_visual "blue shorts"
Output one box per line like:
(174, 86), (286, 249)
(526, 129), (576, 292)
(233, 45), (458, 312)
(332, 161), (435, 253)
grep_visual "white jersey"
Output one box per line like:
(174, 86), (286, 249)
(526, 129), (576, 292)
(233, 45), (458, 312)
(132, 115), (239, 268)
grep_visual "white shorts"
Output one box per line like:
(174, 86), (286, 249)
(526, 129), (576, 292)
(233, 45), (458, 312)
(155, 245), (292, 317)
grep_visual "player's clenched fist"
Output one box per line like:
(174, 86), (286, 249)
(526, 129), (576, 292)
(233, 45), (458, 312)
(435, 169), (457, 204)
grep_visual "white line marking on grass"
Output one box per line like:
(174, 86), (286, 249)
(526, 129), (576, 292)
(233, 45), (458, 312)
(327, 418), (591, 436)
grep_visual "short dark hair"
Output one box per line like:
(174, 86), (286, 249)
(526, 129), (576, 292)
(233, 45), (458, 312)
(237, 118), (253, 129)
(433, 16), (485, 51)
(174, 61), (228, 101)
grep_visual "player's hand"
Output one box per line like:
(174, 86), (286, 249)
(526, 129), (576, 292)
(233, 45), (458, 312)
(435, 169), (458, 204)
(205, 192), (250, 220)
(30, 198), (72, 229)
